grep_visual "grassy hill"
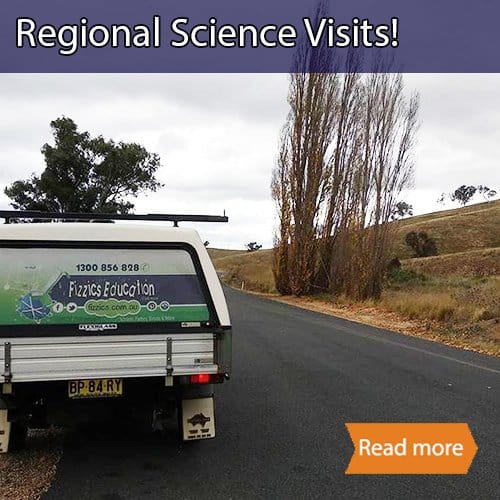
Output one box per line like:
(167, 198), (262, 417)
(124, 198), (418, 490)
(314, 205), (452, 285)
(392, 200), (500, 258)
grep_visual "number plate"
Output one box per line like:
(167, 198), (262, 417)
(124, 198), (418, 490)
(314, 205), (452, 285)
(68, 378), (123, 399)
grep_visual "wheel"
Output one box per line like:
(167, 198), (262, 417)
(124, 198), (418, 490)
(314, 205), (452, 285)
(9, 420), (28, 451)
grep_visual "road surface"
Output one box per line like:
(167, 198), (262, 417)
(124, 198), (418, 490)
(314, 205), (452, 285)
(46, 288), (500, 499)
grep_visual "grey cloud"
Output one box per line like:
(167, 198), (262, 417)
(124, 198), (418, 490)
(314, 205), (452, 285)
(0, 74), (288, 125)
(0, 151), (43, 184)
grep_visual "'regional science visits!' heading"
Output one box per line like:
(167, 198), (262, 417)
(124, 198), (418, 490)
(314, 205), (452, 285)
(16, 16), (400, 56)
(4, 1), (500, 73)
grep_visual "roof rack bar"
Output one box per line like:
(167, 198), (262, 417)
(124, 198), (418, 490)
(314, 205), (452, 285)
(0, 210), (228, 224)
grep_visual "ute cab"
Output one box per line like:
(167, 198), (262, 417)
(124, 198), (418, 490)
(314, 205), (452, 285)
(0, 211), (231, 452)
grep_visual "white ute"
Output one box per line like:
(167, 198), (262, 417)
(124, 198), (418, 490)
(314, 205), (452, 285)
(0, 211), (232, 452)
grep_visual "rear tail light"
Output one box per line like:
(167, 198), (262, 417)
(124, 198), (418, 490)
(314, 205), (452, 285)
(182, 373), (225, 385)
(190, 373), (211, 384)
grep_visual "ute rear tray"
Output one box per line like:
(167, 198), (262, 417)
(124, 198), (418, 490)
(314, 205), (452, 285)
(0, 333), (218, 383)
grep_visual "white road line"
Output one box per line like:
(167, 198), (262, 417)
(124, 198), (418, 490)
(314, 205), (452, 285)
(357, 334), (500, 375)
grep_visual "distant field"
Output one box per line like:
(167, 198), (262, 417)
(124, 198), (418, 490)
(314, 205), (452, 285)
(211, 246), (500, 290)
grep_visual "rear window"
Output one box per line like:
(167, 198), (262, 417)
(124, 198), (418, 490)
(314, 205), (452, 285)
(0, 246), (210, 327)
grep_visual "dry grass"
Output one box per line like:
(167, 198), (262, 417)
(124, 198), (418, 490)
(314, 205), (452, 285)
(357, 273), (499, 354)
(210, 201), (500, 285)
(383, 276), (500, 321)
(382, 291), (456, 321)
(403, 247), (500, 277)
(207, 248), (247, 260)
(210, 252), (499, 356)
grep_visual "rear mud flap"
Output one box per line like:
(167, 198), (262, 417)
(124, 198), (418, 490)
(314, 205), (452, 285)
(0, 409), (11, 453)
(182, 397), (215, 441)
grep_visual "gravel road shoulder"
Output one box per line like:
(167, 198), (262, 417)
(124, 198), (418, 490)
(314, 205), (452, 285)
(0, 429), (64, 500)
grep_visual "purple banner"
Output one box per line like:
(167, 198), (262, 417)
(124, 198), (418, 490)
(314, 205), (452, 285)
(0, 1), (498, 72)
(50, 275), (206, 306)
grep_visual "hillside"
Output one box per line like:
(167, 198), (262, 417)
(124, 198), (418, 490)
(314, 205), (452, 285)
(392, 200), (500, 258)
(209, 248), (274, 292)
(403, 247), (500, 277)
(210, 199), (500, 289)
(207, 248), (246, 260)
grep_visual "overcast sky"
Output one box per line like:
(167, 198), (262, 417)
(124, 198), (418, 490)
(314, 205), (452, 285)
(0, 74), (499, 248)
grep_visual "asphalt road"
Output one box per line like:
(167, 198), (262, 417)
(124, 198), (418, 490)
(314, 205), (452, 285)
(46, 287), (500, 499)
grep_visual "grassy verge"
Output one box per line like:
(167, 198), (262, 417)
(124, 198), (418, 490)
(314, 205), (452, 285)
(342, 272), (498, 355)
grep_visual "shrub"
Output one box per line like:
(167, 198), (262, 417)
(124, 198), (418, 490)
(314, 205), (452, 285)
(387, 257), (402, 273)
(387, 267), (426, 284)
(405, 231), (438, 257)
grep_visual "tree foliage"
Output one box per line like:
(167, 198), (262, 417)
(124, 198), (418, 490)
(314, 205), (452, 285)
(439, 184), (497, 207)
(391, 201), (413, 220)
(246, 242), (262, 252)
(450, 185), (477, 206)
(477, 185), (497, 201)
(5, 117), (163, 213)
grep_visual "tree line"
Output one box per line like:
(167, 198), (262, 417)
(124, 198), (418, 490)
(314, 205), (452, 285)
(438, 185), (497, 207)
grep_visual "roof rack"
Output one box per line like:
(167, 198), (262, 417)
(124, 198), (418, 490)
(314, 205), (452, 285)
(0, 210), (228, 227)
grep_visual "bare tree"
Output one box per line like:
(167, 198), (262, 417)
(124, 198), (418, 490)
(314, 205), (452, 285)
(272, 36), (419, 300)
(272, 3), (340, 296)
(345, 71), (419, 299)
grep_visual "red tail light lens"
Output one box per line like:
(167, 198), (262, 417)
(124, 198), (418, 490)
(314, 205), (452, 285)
(190, 373), (211, 384)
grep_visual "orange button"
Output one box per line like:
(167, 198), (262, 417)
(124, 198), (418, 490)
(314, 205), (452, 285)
(345, 423), (477, 474)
